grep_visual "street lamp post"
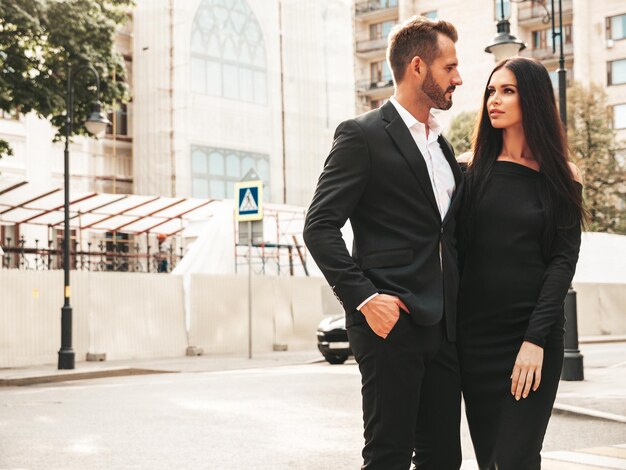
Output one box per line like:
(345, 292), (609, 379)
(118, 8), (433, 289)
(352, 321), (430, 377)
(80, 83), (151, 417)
(485, 0), (526, 62)
(58, 63), (110, 370)
(485, 0), (584, 381)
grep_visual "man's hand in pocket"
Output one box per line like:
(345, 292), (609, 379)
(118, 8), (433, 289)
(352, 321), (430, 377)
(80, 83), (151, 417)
(360, 294), (409, 339)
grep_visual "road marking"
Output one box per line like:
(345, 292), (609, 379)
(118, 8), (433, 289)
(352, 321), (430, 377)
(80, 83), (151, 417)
(543, 450), (626, 469)
(463, 445), (626, 469)
(553, 402), (626, 423)
(582, 347), (626, 354)
(582, 447), (626, 459)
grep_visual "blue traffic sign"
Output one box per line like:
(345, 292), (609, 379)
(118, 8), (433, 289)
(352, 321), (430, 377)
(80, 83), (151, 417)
(234, 180), (263, 221)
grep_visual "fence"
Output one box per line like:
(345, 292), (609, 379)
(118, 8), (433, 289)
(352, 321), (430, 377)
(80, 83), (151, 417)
(0, 236), (183, 273)
(0, 271), (331, 368)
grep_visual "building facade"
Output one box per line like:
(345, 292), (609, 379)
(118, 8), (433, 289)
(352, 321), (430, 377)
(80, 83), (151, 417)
(132, 0), (355, 207)
(352, 0), (626, 148)
(0, 0), (355, 271)
(2, 0), (625, 257)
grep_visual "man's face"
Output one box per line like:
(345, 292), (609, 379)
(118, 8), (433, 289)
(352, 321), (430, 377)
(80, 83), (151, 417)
(421, 34), (463, 110)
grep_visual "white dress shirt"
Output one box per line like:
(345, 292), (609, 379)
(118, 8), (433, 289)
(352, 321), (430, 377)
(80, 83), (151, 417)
(357, 97), (456, 312)
(389, 96), (456, 218)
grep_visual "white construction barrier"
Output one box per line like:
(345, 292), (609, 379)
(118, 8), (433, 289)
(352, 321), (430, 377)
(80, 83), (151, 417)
(573, 282), (626, 336)
(0, 271), (186, 367)
(188, 274), (329, 354)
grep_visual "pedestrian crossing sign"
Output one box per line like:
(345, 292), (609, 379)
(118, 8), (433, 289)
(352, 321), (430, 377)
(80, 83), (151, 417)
(235, 180), (263, 221)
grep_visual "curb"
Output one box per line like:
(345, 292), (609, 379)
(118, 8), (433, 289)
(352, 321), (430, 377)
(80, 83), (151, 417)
(580, 335), (626, 344)
(553, 402), (626, 424)
(0, 368), (174, 387)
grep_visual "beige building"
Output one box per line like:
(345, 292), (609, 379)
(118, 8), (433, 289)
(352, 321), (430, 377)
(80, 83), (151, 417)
(133, 0), (355, 207)
(352, 0), (626, 148)
(2, 0), (625, 255)
(0, 0), (356, 259)
(0, 0), (355, 204)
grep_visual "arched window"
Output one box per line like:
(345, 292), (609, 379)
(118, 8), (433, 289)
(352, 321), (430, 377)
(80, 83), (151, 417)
(191, 0), (267, 105)
(191, 146), (270, 200)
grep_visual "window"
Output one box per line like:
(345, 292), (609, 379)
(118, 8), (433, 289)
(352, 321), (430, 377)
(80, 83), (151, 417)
(533, 30), (547, 49)
(563, 24), (572, 44)
(495, 0), (510, 20)
(369, 20), (394, 40)
(614, 104), (626, 129)
(190, 0), (267, 105)
(422, 11), (438, 20)
(532, 25), (572, 49)
(370, 98), (387, 109)
(191, 146), (269, 200)
(107, 103), (128, 136)
(608, 59), (626, 85)
(370, 61), (392, 85)
(607, 14), (626, 41)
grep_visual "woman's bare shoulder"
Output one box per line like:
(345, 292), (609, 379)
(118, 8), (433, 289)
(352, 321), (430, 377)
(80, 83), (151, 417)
(567, 161), (583, 184)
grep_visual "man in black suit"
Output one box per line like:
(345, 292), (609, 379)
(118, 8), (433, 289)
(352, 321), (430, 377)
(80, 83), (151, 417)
(303, 16), (464, 470)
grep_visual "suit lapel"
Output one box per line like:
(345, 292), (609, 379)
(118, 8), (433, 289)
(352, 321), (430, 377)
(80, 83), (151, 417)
(438, 134), (464, 224)
(381, 102), (439, 217)
(438, 135), (462, 187)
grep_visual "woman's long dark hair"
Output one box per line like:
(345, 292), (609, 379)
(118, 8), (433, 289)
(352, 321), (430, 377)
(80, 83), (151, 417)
(462, 57), (585, 255)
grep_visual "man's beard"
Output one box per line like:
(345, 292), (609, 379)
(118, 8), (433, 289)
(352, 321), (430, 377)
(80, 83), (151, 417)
(423, 69), (454, 110)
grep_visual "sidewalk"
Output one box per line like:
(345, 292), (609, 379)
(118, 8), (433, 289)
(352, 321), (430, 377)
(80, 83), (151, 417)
(0, 349), (322, 386)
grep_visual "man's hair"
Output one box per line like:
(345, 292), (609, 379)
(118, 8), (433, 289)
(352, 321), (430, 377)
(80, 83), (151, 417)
(386, 16), (458, 84)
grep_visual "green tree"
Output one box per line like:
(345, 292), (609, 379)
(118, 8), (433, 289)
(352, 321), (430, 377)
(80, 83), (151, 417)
(446, 110), (478, 156)
(567, 82), (626, 233)
(0, 0), (133, 158)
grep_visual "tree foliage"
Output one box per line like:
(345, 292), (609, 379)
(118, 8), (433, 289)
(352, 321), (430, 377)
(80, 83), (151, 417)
(446, 110), (477, 156)
(0, 0), (133, 157)
(567, 82), (626, 233)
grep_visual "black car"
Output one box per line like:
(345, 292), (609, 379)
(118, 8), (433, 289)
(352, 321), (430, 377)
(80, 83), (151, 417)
(317, 315), (352, 364)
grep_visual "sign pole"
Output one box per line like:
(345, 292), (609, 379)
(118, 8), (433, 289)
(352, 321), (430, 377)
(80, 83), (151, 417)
(234, 173), (263, 361)
(248, 220), (252, 359)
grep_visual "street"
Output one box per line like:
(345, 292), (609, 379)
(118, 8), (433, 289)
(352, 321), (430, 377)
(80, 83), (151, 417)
(0, 343), (625, 470)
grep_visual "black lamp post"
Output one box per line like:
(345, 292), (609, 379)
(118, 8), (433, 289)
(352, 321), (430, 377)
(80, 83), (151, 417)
(485, 0), (526, 62)
(485, 0), (584, 381)
(58, 63), (110, 370)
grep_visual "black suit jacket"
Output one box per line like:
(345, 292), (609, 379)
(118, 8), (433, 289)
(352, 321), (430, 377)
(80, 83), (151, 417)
(303, 101), (464, 341)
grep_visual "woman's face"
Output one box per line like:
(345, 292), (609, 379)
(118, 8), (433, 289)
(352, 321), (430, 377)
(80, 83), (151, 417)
(486, 67), (522, 129)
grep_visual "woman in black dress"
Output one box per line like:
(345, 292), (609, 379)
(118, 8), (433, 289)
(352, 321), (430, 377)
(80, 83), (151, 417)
(457, 57), (585, 469)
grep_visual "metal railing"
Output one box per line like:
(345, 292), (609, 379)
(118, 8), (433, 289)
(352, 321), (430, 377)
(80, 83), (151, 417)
(0, 236), (183, 273)
(356, 37), (388, 53)
(356, 78), (394, 92)
(355, 0), (398, 15)
(523, 42), (573, 61)
(518, 0), (572, 23)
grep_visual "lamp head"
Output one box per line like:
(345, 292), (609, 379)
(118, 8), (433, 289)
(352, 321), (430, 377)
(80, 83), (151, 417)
(485, 19), (526, 62)
(85, 101), (110, 137)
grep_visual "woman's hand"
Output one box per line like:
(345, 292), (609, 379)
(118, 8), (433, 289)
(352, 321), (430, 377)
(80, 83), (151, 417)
(511, 341), (544, 400)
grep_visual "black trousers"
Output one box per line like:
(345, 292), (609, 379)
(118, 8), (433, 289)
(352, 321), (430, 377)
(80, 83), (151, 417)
(347, 312), (462, 470)
(459, 343), (564, 470)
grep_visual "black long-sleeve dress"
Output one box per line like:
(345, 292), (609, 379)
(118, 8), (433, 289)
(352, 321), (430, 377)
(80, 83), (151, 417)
(457, 161), (582, 470)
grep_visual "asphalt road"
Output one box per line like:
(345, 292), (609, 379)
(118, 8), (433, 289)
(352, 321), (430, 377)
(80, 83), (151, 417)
(1, 347), (624, 470)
